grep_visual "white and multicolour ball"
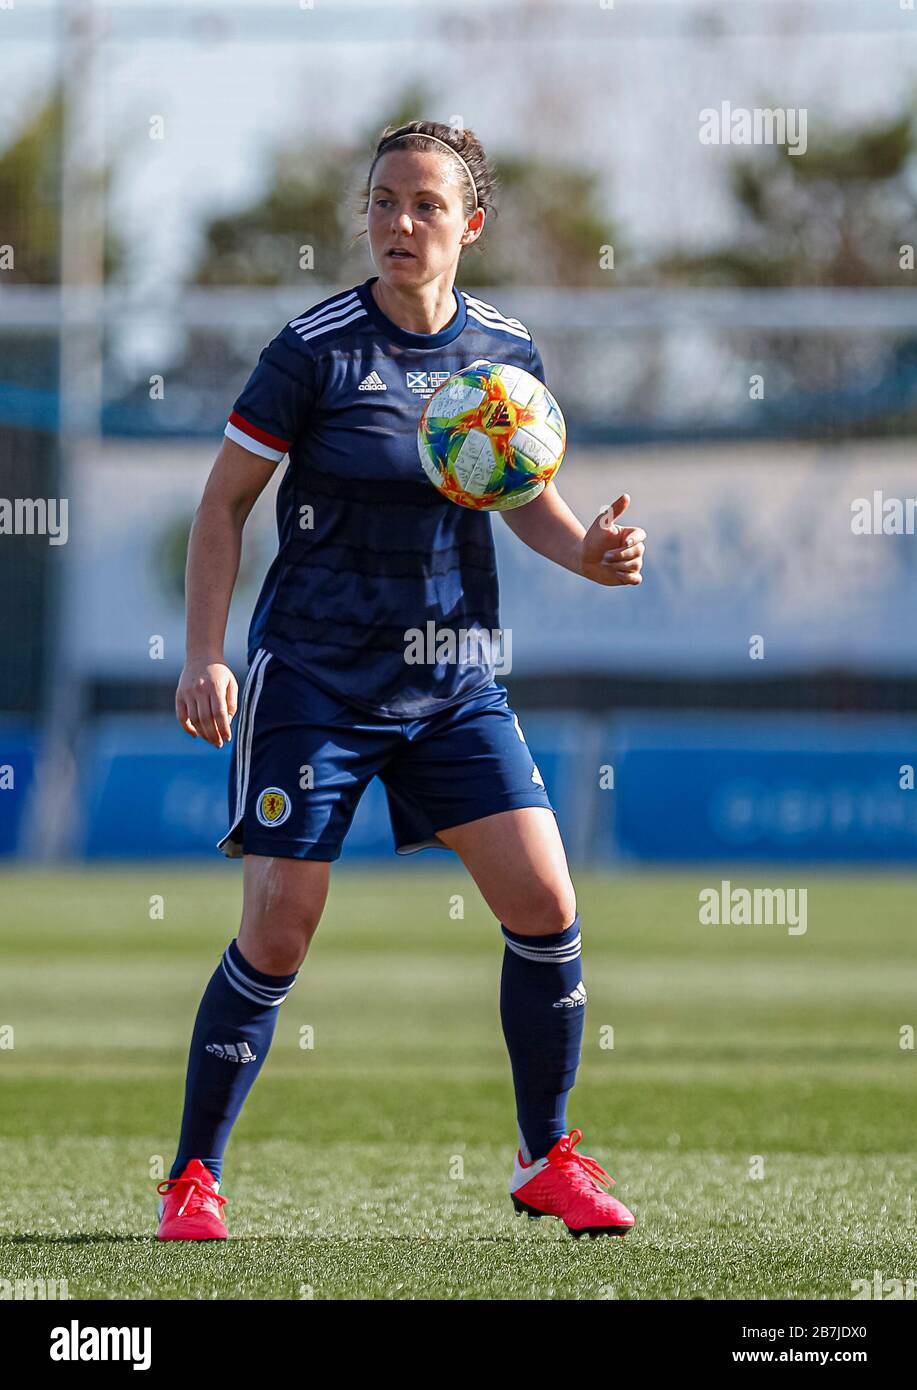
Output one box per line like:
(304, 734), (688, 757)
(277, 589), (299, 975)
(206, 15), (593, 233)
(417, 360), (566, 511)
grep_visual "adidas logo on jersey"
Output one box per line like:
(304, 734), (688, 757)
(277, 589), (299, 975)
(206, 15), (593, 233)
(553, 981), (587, 1009)
(206, 1041), (256, 1063)
(358, 371), (387, 391)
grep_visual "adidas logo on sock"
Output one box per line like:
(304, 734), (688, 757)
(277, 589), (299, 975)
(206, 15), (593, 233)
(553, 981), (587, 1009)
(358, 371), (387, 391)
(206, 1041), (256, 1063)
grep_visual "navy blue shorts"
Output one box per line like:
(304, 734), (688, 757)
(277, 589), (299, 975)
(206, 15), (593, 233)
(217, 648), (555, 861)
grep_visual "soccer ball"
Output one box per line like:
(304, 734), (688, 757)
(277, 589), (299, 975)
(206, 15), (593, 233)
(417, 360), (566, 511)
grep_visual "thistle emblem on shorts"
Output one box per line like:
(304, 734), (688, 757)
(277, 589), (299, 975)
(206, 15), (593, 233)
(256, 787), (291, 827)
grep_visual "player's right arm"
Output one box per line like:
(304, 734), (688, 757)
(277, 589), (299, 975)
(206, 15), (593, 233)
(175, 436), (277, 748)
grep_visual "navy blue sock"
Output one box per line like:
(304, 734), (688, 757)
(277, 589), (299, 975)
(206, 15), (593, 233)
(499, 914), (586, 1161)
(170, 938), (298, 1183)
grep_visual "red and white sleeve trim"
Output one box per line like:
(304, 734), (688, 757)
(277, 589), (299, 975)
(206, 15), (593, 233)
(224, 411), (290, 462)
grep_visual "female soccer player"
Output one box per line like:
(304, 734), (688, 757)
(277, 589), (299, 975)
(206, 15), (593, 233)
(159, 121), (646, 1242)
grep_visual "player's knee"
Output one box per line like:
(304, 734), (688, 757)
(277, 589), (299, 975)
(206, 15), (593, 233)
(238, 893), (324, 973)
(502, 884), (577, 937)
(266, 921), (314, 972)
(239, 857), (328, 972)
(238, 915), (316, 975)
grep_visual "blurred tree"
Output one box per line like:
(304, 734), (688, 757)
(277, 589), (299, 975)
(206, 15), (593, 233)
(0, 85), (123, 286)
(654, 109), (917, 289)
(189, 82), (618, 289)
(469, 154), (617, 289)
(648, 108), (917, 437)
(0, 89), (62, 286)
(192, 143), (355, 288)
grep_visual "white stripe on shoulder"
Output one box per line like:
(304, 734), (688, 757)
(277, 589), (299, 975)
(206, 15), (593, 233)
(464, 306), (532, 342)
(462, 294), (532, 342)
(288, 288), (359, 330)
(296, 305), (367, 344)
(461, 292), (529, 331)
(288, 289), (367, 344)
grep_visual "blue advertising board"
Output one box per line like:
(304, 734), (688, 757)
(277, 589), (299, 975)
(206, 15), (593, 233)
(596, 714), (917, 863)
(82, 718), (232, 859)
(0, 724), (36, 856)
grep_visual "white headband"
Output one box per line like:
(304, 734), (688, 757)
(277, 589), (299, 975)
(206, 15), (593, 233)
(381, 132), (480, 211)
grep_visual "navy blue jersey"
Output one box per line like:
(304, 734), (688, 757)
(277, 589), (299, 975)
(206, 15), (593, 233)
(224, 275), (546, 718)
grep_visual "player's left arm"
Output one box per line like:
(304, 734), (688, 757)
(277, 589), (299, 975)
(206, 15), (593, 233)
(500, 484), (645, 588)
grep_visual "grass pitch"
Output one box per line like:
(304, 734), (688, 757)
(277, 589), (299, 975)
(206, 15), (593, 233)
(1, 864), (915, 1300)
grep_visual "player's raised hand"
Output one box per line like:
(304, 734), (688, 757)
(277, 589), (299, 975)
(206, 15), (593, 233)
(176, 660), (238, 748)
(579, 494), (645, 587)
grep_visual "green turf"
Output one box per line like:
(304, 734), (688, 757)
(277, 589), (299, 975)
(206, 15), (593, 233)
(1, 865), (916, 1299)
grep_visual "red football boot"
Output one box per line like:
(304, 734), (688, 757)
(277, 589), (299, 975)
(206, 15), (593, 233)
(157, 1159), (228, 1241)
(510, 1129), (635, 1239)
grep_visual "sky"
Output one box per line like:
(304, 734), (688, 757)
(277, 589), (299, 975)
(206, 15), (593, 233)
(1, 0), (914, 301)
